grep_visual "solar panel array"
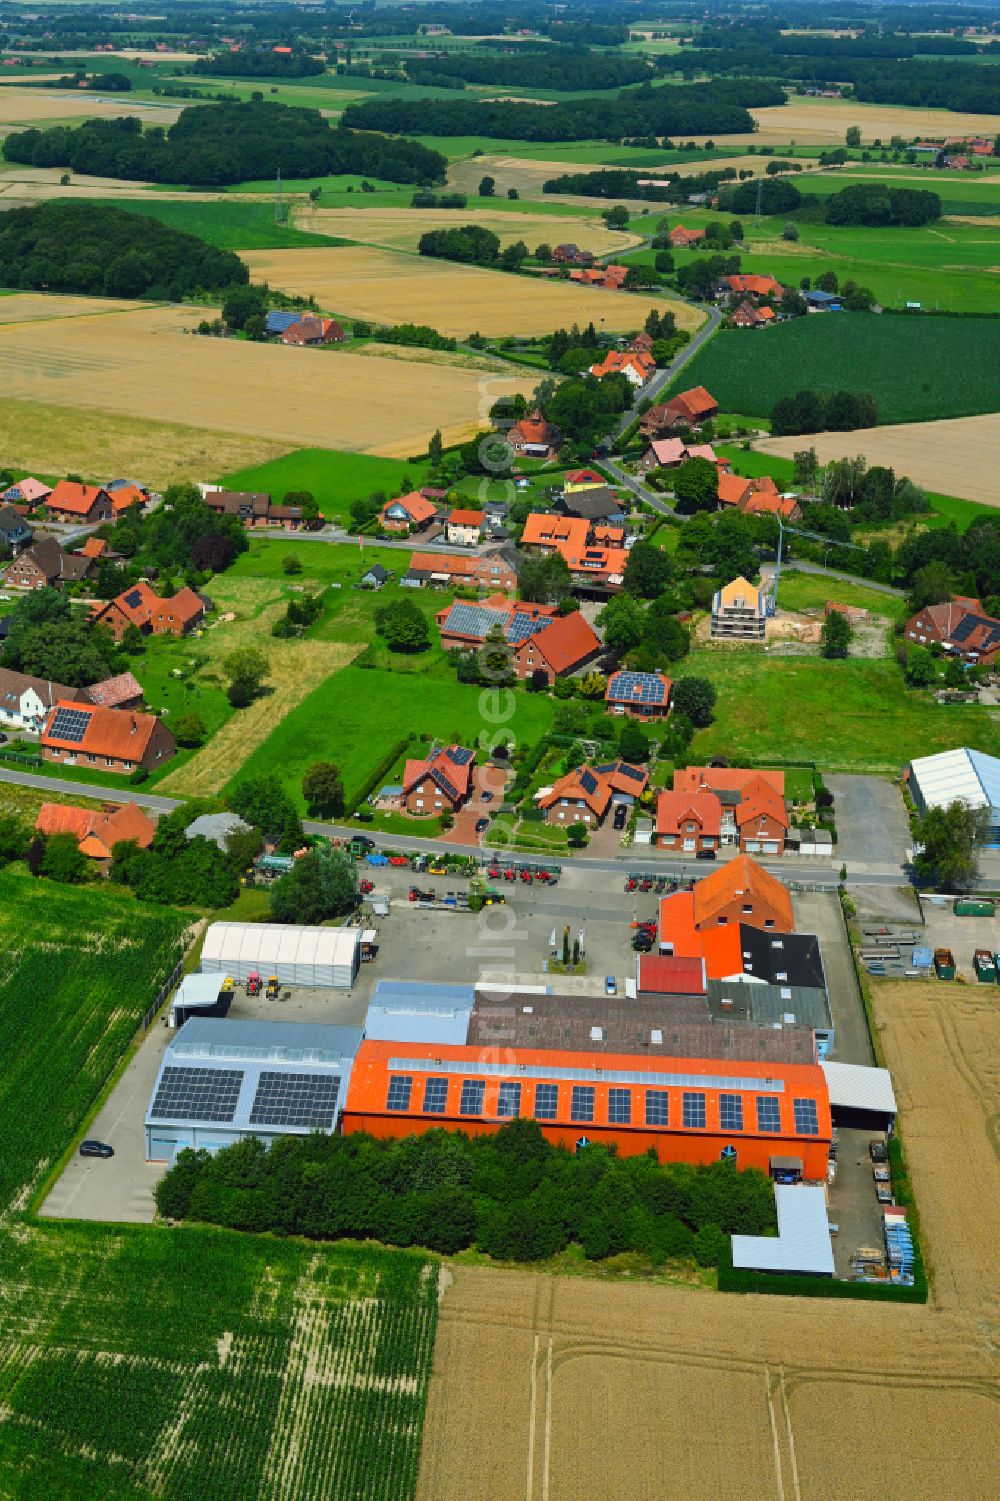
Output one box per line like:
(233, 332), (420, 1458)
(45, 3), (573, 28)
(444, 603), (510, 639)
(249, 1070), (341, 1129)
(580, 769), (599, 795)
(446, 747), (474, 766)
(506, 612), (552, 645)
(47, 705), (92, 744)
(123, 588), (144, 609)
(607, 671), (667, 705)
(151, 1066), (243, 1123)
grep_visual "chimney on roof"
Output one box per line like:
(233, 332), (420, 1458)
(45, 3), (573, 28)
(130, 716), (137, 734)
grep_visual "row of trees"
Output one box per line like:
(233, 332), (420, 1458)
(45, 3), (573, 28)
(405, 49), (651, 92)
(191, 48), (325, 78)
(824, 184), (940, 227)
(771, 388), (879, 437)
(155, 1117), (776, 1265)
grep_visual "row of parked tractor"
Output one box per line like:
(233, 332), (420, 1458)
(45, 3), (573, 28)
(623, 873), (692, 894)
(486, 861), (560, 886)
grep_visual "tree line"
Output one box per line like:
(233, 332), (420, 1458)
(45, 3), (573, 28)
(405, 48), (652, 92)
(341, 78), (783, 143)
(190, 48), (325, 78)
(154, 1116), (775, 1266)
(4, 102), (446, 187)
(542, 166), (738, 202)
(0, 201), (247, 299)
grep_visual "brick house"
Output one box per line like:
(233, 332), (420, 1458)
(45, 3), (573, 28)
(41, 700), (175, 776)
(105, 481), (148, 518)
(730, 301), (776, 328)
(405, 549), (519, 592)
(35, 799), (156, 865)
(641, 438), (720, 473)
(658, 854), (794, 943)
(281, 316), (345, 346)
(552, 243), (594, 266)
(903, 596), (1000, 666)
(537, 759), (648, 828)
(380, 491), (438, 533)
(204, 490), (271, 527)
(45, 481), (114, 525)
(722, 273), (784, 302)
(509, 609), (600, 684)
(507, 411), (560, 459)
(3, 536), (93, 590)
(662, 386), (719, 428)
(0, 503), (33, 553)
(605, 670), (672, 720)
(90, 581), (205, 640)
(435, 596), (599, 681)
(734, 775), (789, 855)
(444, 508), (485, 546)
(1, 477), (51, 508)
(675, 767), (787, 852)
(668, 225), (706, 248)
(401, 744), (475, 815)
(655, 790), (722, 853)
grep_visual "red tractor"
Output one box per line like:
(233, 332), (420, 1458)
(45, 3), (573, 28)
(520, 868), (533, 884)
(359, 878), (374, 895)
(504, 867), (516, 882)
(624, 876), (637, 892)
(246, 971), (263, 997)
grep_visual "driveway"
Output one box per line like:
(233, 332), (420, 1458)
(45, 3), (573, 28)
(826, 774), (910, 869)
(444, 762), (508, 847)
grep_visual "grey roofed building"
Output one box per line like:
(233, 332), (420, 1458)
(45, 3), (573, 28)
(185, 811), (253, 850)
(0, 503), (32, 548)
(707, 978), (833, 1055)
(552, 486), (625, 522)
(469, 990), (816, 1065)
(145, 1018), (363, 1163)
(732, 1184), (834, 1276)
(362, 563), (391, 587)
(364, 979), (475, 1046)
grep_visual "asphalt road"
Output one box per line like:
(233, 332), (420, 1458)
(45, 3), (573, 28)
(613, 300), (722, 439)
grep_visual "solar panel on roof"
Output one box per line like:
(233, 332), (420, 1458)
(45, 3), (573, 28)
(123, 588), (144, 609)
(608, 671), (665, 705)
(48, 706), (92, 744)
(506, 612), (549, 644)
(249, 1070), (340, 1129)
(446, 603), (510, 639)
(151, 1066), (243, 1123)
(580, 770), (598, 794)
(447, 747), (473, 765)
(618, 763), (645, 782)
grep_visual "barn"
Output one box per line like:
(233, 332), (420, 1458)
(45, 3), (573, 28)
(908, 747), (1000, 847)
(145, 1018), (363, 1163)
(200, 922), (361, 989)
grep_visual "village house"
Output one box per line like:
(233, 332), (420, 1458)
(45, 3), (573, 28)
(641, 438), (722, 473)
(668, 225), (706, 248)
(86, 671), (144, 710)
(552, 486), (626, 523)
(711, 575), (768, 641)
(41, 700), (175, 776)
(562, 469), (605, 493)
(731, 301), (776, 329)
(536, 759), (648, 828)
(512, 608), (601, 681)
(435, 595), (600, 682)
(90, 581), (206, 641)
(507, 410), (560, 460)
(3, 536), (93, 590)
(34, 799), (156, 866)
(588, 349), (655, 387)
(605, 669), (672, 720)
(675, 767), (788, 853)
(722, 273), (784, 302)
(655, 790), (722, 854)
(75, 536), (124, 567)
(204, 490), (270, 526)
(104, 483), (147, 519)
(717, 473), (799, 518)
(659, 854), (795, 944)
(45, 480), (114, 525)
(520, 512), (628, 590)
(903, 595), (1000, 667)
(0, 669), (91, 733)
(0, 503), (33, 553)
(1, 477), (51, 509)
(640, 387), (719, 439)
(404, 548), (519, 592)
(281, 316), (346, 346)
(551, 243), (594, 266)
(444, 508), (485, 546)
(379, 491), (438, 533)
(401, 743), (475, 815)
(360, 563), (391, 590)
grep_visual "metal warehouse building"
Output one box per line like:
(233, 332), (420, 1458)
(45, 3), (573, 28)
(342, 1039), (832, 1179)
(145, 1018), (362, 1162)
(908, 747), (1000, 847)
(200, 922), (361, 988)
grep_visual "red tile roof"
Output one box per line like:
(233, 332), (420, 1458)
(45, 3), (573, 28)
(537, 766), (612, 819)
(509, 412), (559, 448)
(655, 790), (722, 839)
(35, 798), (155, 856)
(47, 480), (108, 515)
(734, 775), (789, 832)
(676, 766), (786, 798)
(637, 954), (707, 995)
(107, 484), (145, 516)
(521, 513), (589, 550)
(382, 491), (437, 524)
(42, 701), (163, 761)
(446, 509), (485, 527)
(666, 386), (718, 423)
(86, 671), (143, 708)
(525, 609), (600, 674)
(692, 854), (795, 932)
(717, 472), (755, 508)
(402, 744), (474, 801)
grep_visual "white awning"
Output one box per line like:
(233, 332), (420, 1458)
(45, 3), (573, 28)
(732, 1184), (834, 1275)
(822, 1061), (897, 1116)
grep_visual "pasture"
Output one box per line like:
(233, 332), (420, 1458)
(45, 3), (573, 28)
(0, 298), (533, 454)
(99, 196), (353, 250)
(667, 315), (1000, 426)
(241, 245), (699, 339)
(759, 412), (1000, 506)
(218, 447), (428, 524)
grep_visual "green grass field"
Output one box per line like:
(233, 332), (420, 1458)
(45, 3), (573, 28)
(686, 650), (1000, 772)
(230, 664), (557, 810)
(217, 448), (429, 525)
(93, 196), (350, 250)
(774, 571), (906, 620)
(668, 315), (1000, 424)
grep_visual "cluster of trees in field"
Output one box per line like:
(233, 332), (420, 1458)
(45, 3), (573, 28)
(824, 184), (941, 227)
(4, 102), (446, 187)
(342, 78), (782, 142)
(45, 69), (132, 90)
(0, 201), (247, 298)
(105, 482), (249, 578)
(771, 388), (879, 435)
(405, 49), (652, 91)
(155, 1117), (775, 1265)
(417, 223), (501, 264)
(0, 590), (122, 688)
(191, 48), (325, 78)
(542, 166), (738, 201)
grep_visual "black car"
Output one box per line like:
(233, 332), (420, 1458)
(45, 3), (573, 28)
(613, 805), (628, 830)
(475, 818), (490, 833)
(79, 1140), (114, 1159)
(481, 791), (493, 803)
(696, 848), (717, 860)
(354, 809), (374, 823)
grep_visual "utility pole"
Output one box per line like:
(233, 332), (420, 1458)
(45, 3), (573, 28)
(275, 167), (282, 225)
(755, 175), (763, 224)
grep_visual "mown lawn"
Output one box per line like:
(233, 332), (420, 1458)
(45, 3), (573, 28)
(774, 571), (906, 620)
(666, 315), (1000, 425)
(229, 665), (557, 810)
(217, 449), (429, 526)
(686, 649), (1000, 772)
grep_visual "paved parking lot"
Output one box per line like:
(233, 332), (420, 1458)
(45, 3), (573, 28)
(794, 889), (872, 1065)
(827, 773), (909, 868)
(915, 897), (1000, 983)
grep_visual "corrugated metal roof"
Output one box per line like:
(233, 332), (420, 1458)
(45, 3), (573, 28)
(821, 1061), (897, 1116)
(172, 973), (225, 1007)
(909, 747), (1000, 814)
(731, 1184), (834, 1274)
(365, 981), (474, 1046)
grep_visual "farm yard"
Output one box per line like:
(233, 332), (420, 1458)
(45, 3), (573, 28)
(0, 296), (533, 454)
(760, 413), (1000, 508)
(240, 246), (700, 339)
(416, 976), (1000, 1501)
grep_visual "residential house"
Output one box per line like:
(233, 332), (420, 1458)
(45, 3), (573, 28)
(204, 490), (271, 527)
(552, 243), (594, 266)
(444, 508), (485, 546)
(641, 438), (721, 472)
(629, 331), (654, 355)
(722, 273), (784, 302)
(563, 469), (605, 492)
(281, 316), (345, 346)
(436, 595), (600, 682)
(104, 484), (146, 519)
(711, 575), (767, 640)
(510, 608), (601, 683)
(34, 799), (156, 865)
(405, 549), (518, 592)
(361, 563), (391, 590)
(41, 700), (175, 776)
(903, 596), (1000, 667)
(668, 225), (706, 248)
(520, 512), (628, 590)
(537, 759), (648, 827)
(45, 481), (114, 525)
(0, 669), (91, 733)
(521, 514), (590, 556)
(3, 536), (93, 590)
(739, 489), (801, 520)
(660, 854), (795, 939)
(507, 410), (560, 460)
(731, 301), (776, 329)
(90, 581), (206, 641)
(644, 387), (718, 434)
(0, 503), (33, 553)
(379, 491), (438, 533)
(75, 536), (125, 567)
(1, 477), (51, 509)
(589, 349), (655, 387)
(605, 669), (672, 720)
(87, 671), (144, 710)
(804, 289), (840, 311)
(436, 594), (556, 650)
(552, 486), (626, 523)
(401, 743), (475, 815)
(655, 790), (722, 853)
(675, 767), (788, 852)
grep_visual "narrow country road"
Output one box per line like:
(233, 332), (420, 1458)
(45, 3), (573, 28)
(614, 300), (722, 439)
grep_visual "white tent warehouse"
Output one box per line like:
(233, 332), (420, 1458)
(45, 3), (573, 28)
(201, 922), (361, 989)
(908, 748), (1000, 848)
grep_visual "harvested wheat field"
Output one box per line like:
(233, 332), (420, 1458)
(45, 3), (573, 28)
(0, 86), (179, 128)
(760, 414), (1000, 507)
(743, 96), (1000, 145)
(448, 151), (769, 202)
(0, 297), (534, 455)
(242, 245), (700, 339)
(158, 581), (361, 798)
(417, 977), (1000, 1501)
(0, 292), (139, 324)
(296, 203), (642, 256)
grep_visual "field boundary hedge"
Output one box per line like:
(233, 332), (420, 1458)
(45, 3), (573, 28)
(350, 734), (412, 812)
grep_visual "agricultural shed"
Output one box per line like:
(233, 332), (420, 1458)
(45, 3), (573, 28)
(731, 1184), (835, 1276)
(364, 979), (475, 1046)
(145, 1018), (363, 1163)
(200, 922), (360, 989)
(821, 1061), (897, 1131)
(908, 748), (1000, 847)
(185, 811), (252, 850)
(169, 972), (232, 1028)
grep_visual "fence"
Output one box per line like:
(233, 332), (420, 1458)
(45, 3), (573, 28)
(140, 958), (183, 1033)
(0, 749), (43, 768)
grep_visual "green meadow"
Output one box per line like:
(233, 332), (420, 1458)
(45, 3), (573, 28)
(92, 196), (350, 249)
(218, 448), (428, 525)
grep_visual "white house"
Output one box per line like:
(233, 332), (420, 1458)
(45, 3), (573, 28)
(444, 509), (485, 546)
(0, 669), (91, 733)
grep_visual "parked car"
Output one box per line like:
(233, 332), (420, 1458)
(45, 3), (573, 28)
(79, 1140), (113, 1159)
(613, 804), (627, 830)
(605, 975), (617, 996)
(354, 808), (374, 822)
(695, 848), (717, 860)
(481, 791), (493, 803)
(475, 818), (489, 833)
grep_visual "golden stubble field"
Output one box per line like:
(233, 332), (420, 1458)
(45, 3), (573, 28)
(416, 979), (1000, 1501)
(242, 245), (702, 339)
(760, 414), (1000, 507)
(0, 295), (536, 456)
(737, 96), (1000, 145)
(0, 85), (179, 128)
(297, 202), (643, 256)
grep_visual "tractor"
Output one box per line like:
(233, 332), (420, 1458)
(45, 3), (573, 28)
(245, 971), (263, 997)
